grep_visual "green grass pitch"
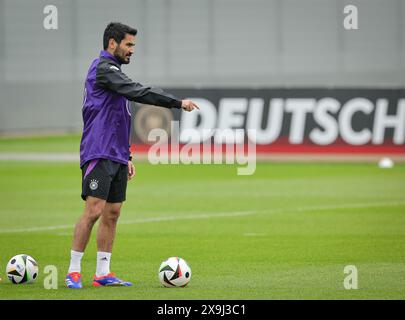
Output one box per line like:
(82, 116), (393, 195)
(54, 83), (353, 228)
(0, 136), (404, 299)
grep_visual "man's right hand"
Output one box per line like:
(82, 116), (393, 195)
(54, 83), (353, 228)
(181, 99), (199, 112)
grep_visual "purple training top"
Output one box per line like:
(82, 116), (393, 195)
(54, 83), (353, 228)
(79, 50), (182, 168)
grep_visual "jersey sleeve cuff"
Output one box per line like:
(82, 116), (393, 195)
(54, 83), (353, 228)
(174, 99), (182, 109)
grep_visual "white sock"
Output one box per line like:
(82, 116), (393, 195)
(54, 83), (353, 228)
(96, 251), (111, 277)
(68, 250), (84, 274)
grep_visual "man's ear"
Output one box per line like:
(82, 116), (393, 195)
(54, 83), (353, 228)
(108, 38), (117, 50)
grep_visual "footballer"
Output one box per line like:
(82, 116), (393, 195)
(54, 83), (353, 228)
(65, 22), (199, 288)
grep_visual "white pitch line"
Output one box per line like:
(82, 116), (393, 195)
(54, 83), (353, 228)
(0, 211), (256, 234)
(244, 233), (267, 237)
(0, 200), (404, 234)
(0, 224), (75, 233)
(119, 210), (257, 225)
(0, 153), (79, 162)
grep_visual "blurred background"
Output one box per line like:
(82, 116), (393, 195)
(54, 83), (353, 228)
(0, 0), (404, 159)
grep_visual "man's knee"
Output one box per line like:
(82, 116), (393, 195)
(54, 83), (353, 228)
(84, 197), (106, 223)
(104, 203), (122, 222)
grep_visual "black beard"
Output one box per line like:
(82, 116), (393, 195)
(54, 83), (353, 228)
(113, 48), (130, 64)
(114, 54), (129, 64)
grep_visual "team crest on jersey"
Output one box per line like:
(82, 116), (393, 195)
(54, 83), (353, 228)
(89, 179), (99, 191)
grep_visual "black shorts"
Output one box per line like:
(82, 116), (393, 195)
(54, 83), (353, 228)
(81, 159), (128, 203)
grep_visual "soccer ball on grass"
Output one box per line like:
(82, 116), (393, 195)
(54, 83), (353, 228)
(158, 257), (191, 287)
(6, 254), (38, 284)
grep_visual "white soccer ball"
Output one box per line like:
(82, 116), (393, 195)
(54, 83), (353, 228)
(378, 157), (394, 169)
(158, 257), (191, 287)
(6, 254), (39, 284)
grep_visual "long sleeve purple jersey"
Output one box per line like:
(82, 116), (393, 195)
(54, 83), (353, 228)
(80, 50), (182, 168)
